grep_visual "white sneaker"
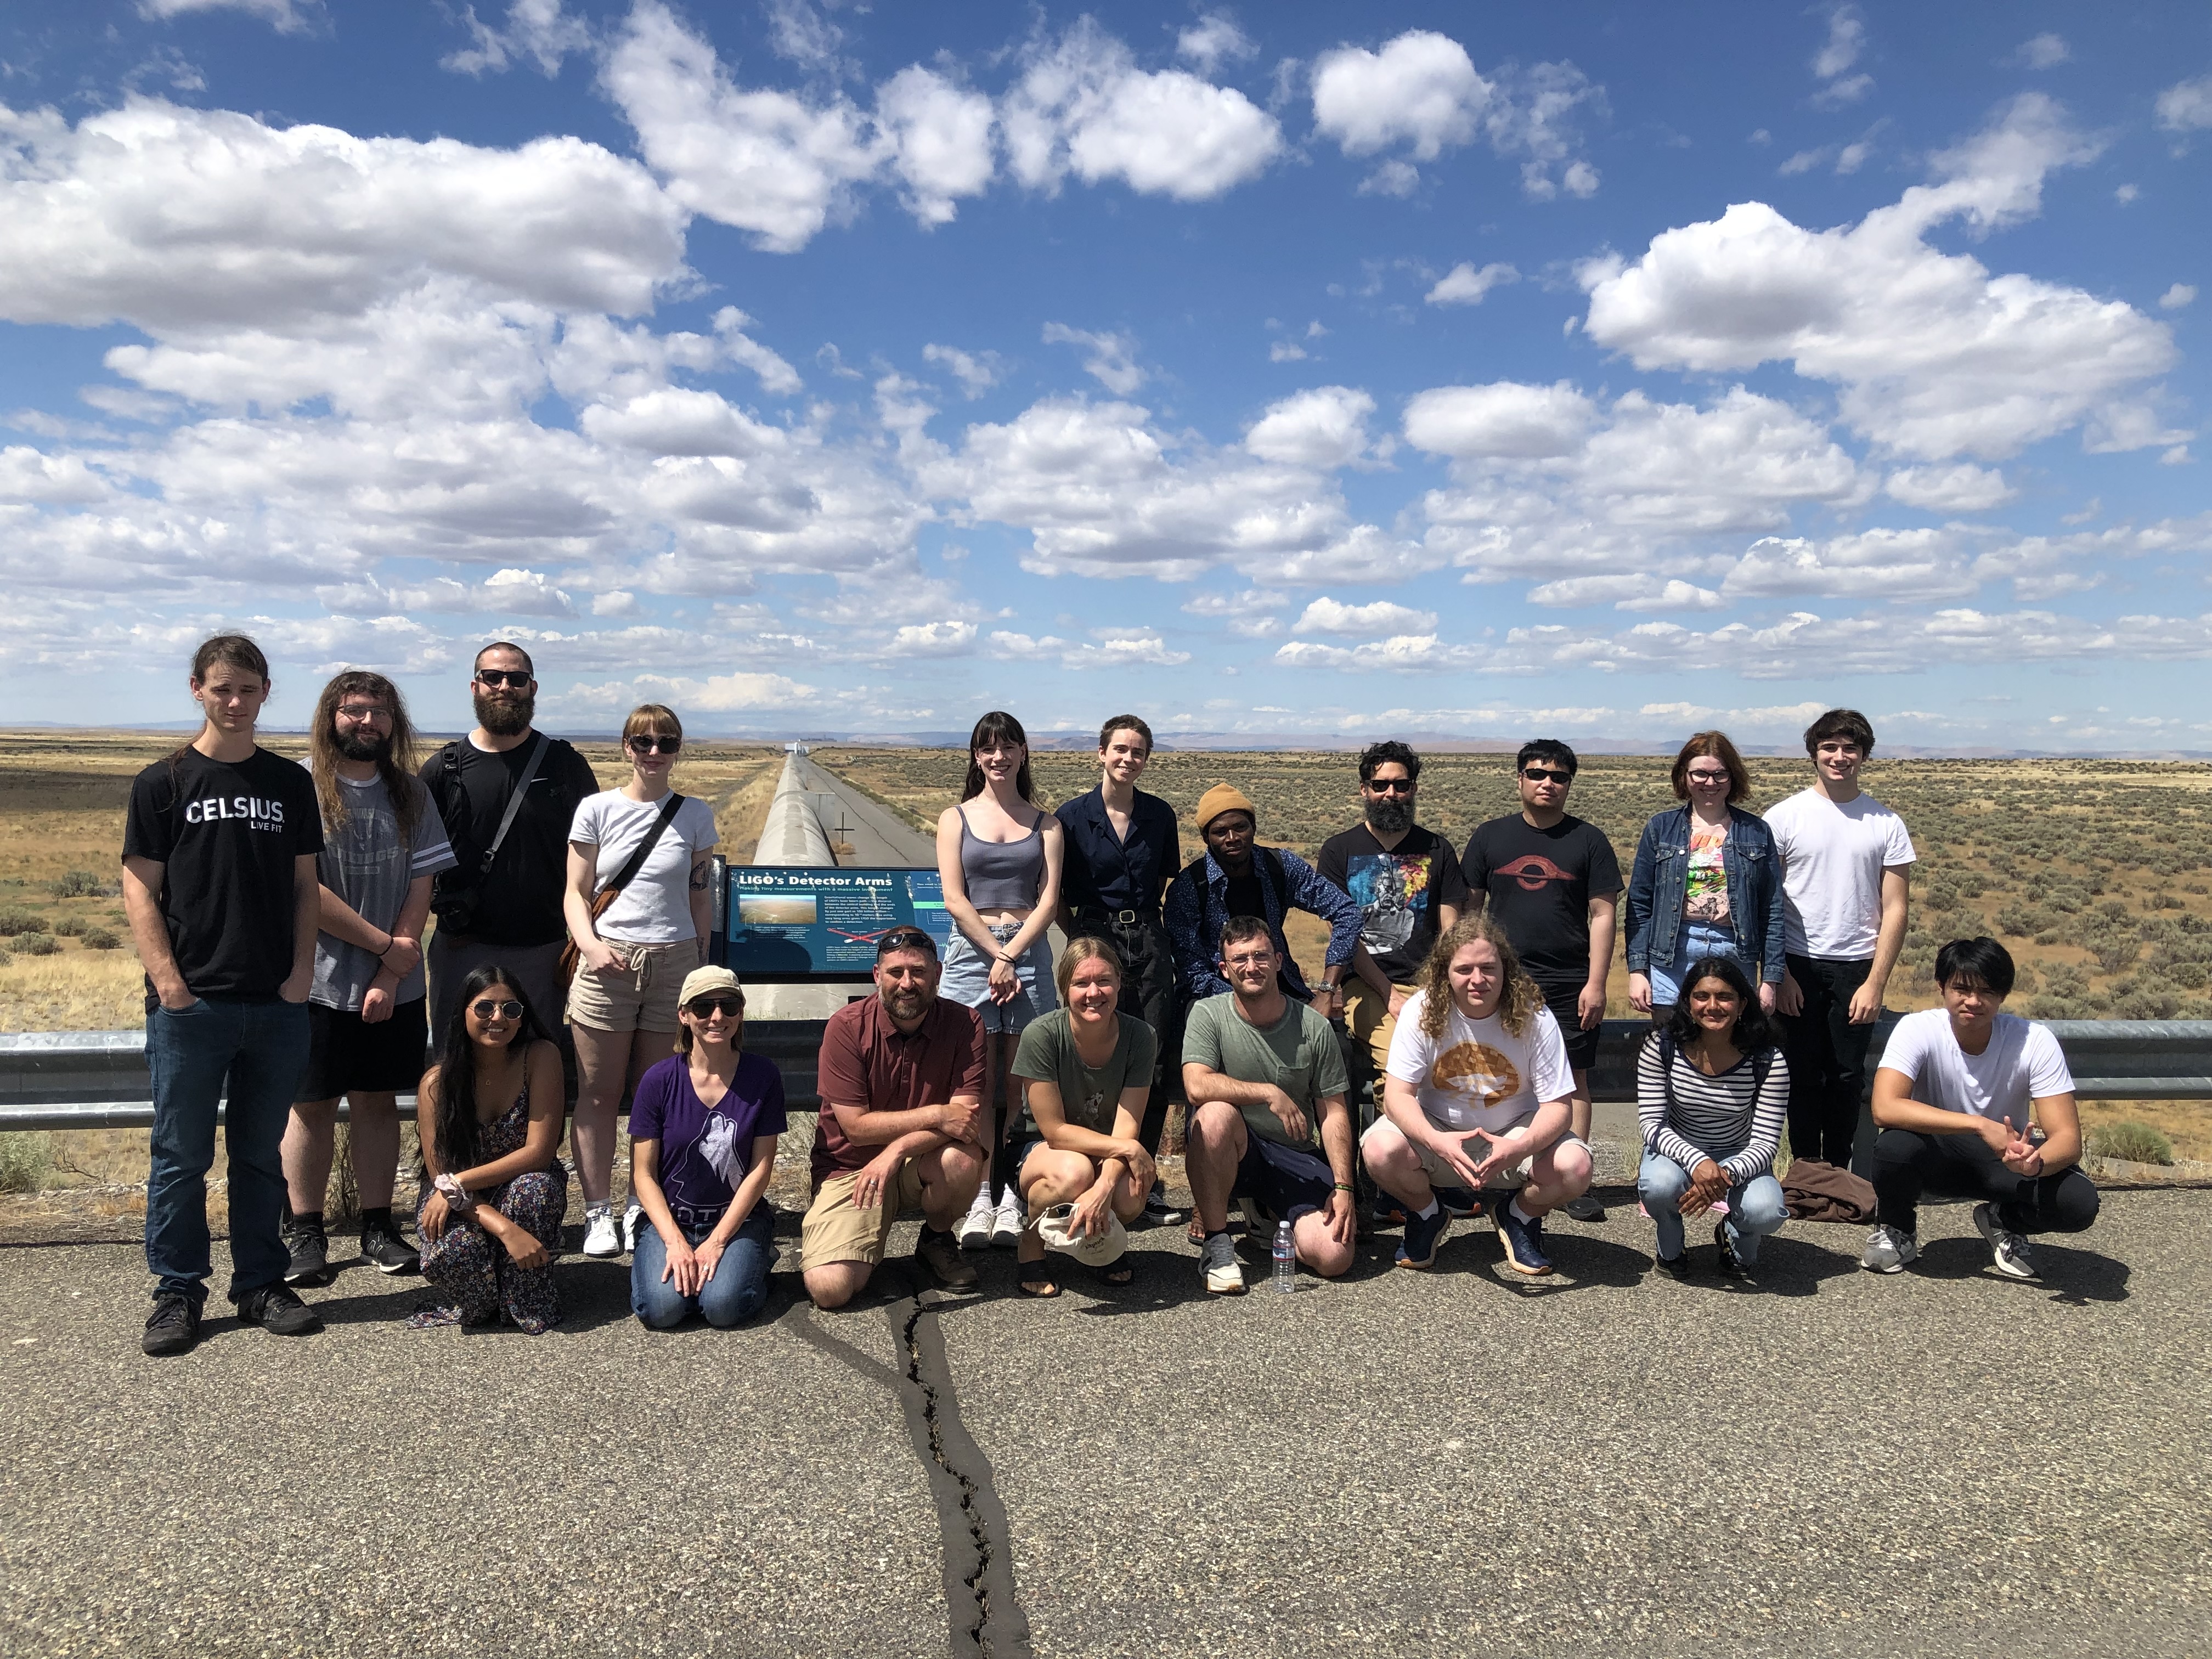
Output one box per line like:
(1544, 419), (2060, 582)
(990, 1186), (1026, 1248)
(1973, 1203), (2039, 1279)
(955, 1189), (995, 1251)
(1859, 1223), (1919, 1274)
(582, 1204), (621, 1259)
(1199, 1231), (1245, 1295)
(622, 1202), (645, 1253)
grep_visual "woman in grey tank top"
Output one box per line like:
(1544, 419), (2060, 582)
(935, 711), (1065, 1249)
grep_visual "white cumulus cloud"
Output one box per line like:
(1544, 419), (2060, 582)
(1243, 387), (1374, 469)
(1292, 596), (1440, 637)
(1425, 261), (1519, 306)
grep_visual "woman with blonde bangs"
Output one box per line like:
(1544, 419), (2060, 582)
(1359, 915), (1595, 1277)
(564, 702), (720, 1259)
(1003, 938), (1156, 1297)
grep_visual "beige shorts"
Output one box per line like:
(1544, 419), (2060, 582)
(1342, 978), (1415, 1080)
(565, 940), (695, 1034)
(1360, 1112), (1589, 1192)
(801, 1163), (929, 1271)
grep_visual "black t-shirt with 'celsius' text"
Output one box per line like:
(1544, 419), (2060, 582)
(122, 747), (323, 1008)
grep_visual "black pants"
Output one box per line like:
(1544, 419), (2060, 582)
(1780, 953), (1876, 1168)
(1871, 1128), (2100, 1237)
(1074, 910), (1179, 1158)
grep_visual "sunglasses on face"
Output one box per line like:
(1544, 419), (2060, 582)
(687, 995), (745, 1019)
(471, 998), (524, 1020)
(1522, 767), (1573, 785)
(474, 669), (531, 689)
(628, 735), (681, 755)
(1364, 777), (1415, 794)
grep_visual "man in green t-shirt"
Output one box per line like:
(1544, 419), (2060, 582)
(1181, 917), (1357, 1295)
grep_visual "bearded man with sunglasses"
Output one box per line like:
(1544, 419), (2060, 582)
(1463, 740), (1621, 1223)
(419, 642), (601, 1054)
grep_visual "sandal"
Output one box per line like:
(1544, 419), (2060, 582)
(1093, 1256), (1136, 1288)
(1018, 1265), (1060, 1299)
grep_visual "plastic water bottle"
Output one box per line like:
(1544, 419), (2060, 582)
(1272, 1220), (1296, 1294)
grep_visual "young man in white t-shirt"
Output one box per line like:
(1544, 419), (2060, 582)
(1359, 917), (1590, 1276)
(1765, 709), (1915, 1170)
(1864, 936), (2097, 1279)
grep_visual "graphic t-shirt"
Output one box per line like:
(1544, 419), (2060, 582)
(1009, 1009), (1158, 1138)
(312, 774), (458, 1011)
(1682, 820), (1731, 925)
(567, 792), (720, 944)
(1316, 823), (1470, 984)
(419, 735), (601, 947)
(1876, 1008), (2073, 1130)
(1385, 990), (1576, 1134)
(122, 746), (323, 1008)
(1180, 993), (1348, 1150)
(1764, 788), (1917, 958)
(629, 1051), (787, 1215)
(1462, 815), (1623, 983)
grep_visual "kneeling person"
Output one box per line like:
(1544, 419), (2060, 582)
(1181, 919), (1357, 1294)
(1864, 936), (2097, 1279)
(1005, 939), (1158, 1296)
(802, 928), (989, 1309)
(1361, 917), (1592, 1276)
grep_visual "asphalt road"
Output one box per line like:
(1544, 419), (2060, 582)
(2, 1189), (2203, 1657)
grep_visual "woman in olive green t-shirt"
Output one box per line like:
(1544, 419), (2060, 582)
(1006, 938), (1159, 1297)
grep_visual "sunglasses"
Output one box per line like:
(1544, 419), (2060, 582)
(687, 995), (745, 1019)
(470, 998), (524, 1020)
(474, 669), (531, 689)
(1522, 766), (1573, 785)
(1364, 777), (1415, 794)
(877, 927), (936, 957)
(628, 735), (681, 755)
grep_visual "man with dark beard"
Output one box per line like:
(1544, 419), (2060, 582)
(1318, 741), (1468, 1086)
(281, 671), (456, 1285)
(419, 642), (601, 1052)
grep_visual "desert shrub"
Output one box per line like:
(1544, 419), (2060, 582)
(2025, 995), (2090, 1020)
(2149, 892), (2186, 910)
(52, 917), (82, 937)
(12, 932), (58, 957)
(0, 907), (48, 936)
(1995, 904), (2052, 937)
(1923, 883), (1963, 913)
(48, 870), (113, 899)
(0, 1133), (48, 1194)
(2092, 935), (2141, 975)
(2165, 960), (2209, 989)
(2113, 986), (2183, 1020)
(0, 949), (11, 967)
(80, 927), (121, 950)
(2088, 1121), (2174, 1165)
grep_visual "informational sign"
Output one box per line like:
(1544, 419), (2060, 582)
(723, 866), (953, 979)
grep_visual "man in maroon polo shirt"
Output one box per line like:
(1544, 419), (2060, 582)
(802, 927), (990, 1308)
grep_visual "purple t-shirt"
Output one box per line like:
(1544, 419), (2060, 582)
(629, 1052), (787, 1216)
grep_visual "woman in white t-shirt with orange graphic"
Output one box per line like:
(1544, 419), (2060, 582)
(1358, 915), (1593, 1278)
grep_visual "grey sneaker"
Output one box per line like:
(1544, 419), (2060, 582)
(1860, 1223), (1920, 1274)
(237, 1282), (323, 1336)
(1973, 1204), (2039, 1279)
(1200, 1230), (1245, 1295)
(282, 1212), (330, 1286)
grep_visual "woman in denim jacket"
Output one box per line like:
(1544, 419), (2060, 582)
(1626, 732), (1786, 1017)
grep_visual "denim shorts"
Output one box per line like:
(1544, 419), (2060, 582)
(940, 922), (1057, 1035)
(1650, 921), (1746, 1008)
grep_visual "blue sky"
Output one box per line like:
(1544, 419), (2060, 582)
(1, 1), (2208, 749)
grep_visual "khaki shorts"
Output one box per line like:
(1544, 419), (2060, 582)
(1360, 1111), (1589, 1192)
(565, 940), (695, 1034)
(802, 1163), (929, 1271)
(1342, 978), (1415, 1080)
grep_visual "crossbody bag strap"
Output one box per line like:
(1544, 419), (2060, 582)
(478, 732), (552, 878)
(596, 792), (685, 901)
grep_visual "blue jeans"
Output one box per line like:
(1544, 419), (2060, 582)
(145, 997), (312, 1304)
(630, 1205), (775, 1329)
(1648, 920), (1745, 1009)
(1638, 1150), (1787, 1265)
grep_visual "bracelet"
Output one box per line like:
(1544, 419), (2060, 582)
(1333, 1182), (1355, 1193)
(377, 933), (396, 959)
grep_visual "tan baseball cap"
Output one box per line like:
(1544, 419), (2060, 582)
(678, 965), (744, 1006)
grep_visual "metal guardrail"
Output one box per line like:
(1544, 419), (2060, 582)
(1, 1018), (2206, 1131)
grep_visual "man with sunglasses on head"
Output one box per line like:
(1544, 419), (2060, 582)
(419, 642), (600, 1054)
(802, 927), (990, 1308)
(1463, 740), (1621, 1222)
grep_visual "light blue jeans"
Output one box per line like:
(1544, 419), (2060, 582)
(1638, 1150), (1787, 1265)
(630, 1206), (775, 1329)
(1649, 921), (1745, 1008)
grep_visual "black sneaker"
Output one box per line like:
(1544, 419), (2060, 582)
(237, 1282), (324, 1336)
(359, 1216), (421, 1276)
(1654, 1250), (1693, 1281)
(282, 1213), (331, 1287)
(1142, 1181), (1184, 1228)
(1562, 1194), (1608, 1223)
(913, 1226), (979, 1292)
(141, 1291), (203, 1356)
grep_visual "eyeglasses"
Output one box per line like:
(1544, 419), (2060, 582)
(474, 669), (531, 689)
(1364, 777), (1415, 794)
(687, 995), (745, 1019)
(335, 704), (391, 724)
(470, 998), (524, 1020)
(1685, 769), (1732, 785)
(628, 735), (681, 755)
(1522, 766), (1573, 785)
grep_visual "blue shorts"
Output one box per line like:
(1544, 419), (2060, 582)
(940, 923), (1057, 1035)
(1650, 921), (1746, 1008)
(1231, 1132), (1334, 1224)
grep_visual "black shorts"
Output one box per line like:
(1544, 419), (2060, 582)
(1230, 1131), (1335, 1223)
(296, 998), (430, 1102)
(1534, 979), (1601, 1073)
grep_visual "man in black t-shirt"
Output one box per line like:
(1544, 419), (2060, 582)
(1316, 741), (1468, 1084)
(122, 634), (326, 1355)
(1463, 739), (1621, 1221)
(418, 641), (601, 1049)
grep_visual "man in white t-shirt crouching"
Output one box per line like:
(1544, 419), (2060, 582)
(1359, 916), (1590, 1277)
(1863, 936), (2098, 1280)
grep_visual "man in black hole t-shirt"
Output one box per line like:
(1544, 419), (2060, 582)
(122, 635), (325, 1355)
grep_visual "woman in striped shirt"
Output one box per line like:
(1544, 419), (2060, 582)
(1637, 955), (1791, 1279)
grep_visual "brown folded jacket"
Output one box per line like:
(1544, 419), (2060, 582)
(1781, 1158), (1877, 1224)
